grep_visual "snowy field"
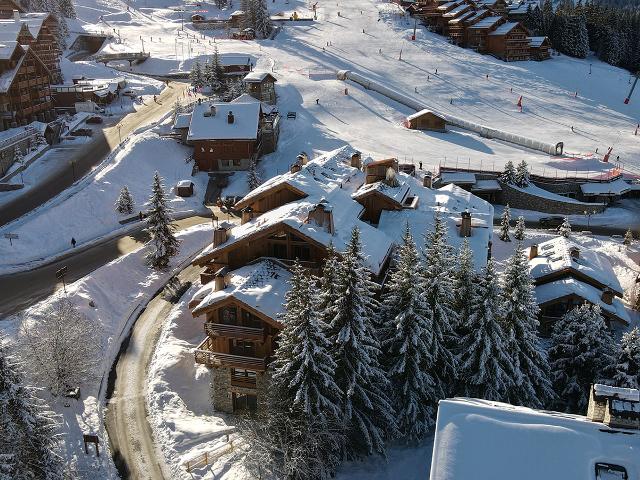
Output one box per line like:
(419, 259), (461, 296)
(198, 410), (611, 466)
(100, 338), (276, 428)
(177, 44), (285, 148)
(0, 224), (212, 477)
(0, 115), (209, 273)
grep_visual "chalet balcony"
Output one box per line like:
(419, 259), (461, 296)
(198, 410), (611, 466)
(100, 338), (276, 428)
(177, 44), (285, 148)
(204, 322), (264, 341)
(230, 375), (257, 389)
(194, 337), (266, 371)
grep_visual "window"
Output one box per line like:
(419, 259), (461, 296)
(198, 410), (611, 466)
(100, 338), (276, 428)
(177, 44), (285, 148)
(219, 306), (237, 325)
(242, 310), (262, 329)
(292, 245), (310, 261)
(230, 339), (255, 357)
(233, 159), (241, 166)
(233, 392), (257, 412)
(231, 368), (257, 380)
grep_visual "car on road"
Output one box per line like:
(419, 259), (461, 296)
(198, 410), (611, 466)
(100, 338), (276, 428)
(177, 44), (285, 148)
(538, 216), (565, 228)
(86, 116), (103, 124)
(70, 128), (93, 137)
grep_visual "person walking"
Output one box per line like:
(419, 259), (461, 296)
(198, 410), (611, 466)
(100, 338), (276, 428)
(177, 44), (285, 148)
(71, 237), (77, 248)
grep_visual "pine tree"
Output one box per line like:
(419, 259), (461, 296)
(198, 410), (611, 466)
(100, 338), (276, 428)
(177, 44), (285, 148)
(224, 78), (245, 101)
(515, 160), (530, 187)
(271, 262), (342, 421)
(207, 46), (227, 92)
(548, 303), (615, 413)
(115, 185), (134, 215)
(0, 339), (64, 480)
(501, 243), (554, 408)
(500, 160), (517, 185)
(514, 215), (526, 241)
(380, 224), (437, 441)
(240, 0), (255, 30)
(247, 157), (261, 191)
(145, 172), (180, 268)
(542, 0), (554, 35)
(452, 238), (475, 333)
(253, 0), (273, 38)
(317, 243), (340, 328)
(58, 0), (75, 19)
(190, 61), (204, 89)
(457, 259), (513, 401)
(499, 204), (511, 242)
(612, 327), (640, 389)
(326, 227), (396, 458)
(623, 228), (634, 246)
(558, 216), (571, 238)
(421, 211), (458, 398)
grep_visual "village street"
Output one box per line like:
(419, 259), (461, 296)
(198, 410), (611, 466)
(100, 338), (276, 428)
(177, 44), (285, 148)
(0, 80), (189, 227)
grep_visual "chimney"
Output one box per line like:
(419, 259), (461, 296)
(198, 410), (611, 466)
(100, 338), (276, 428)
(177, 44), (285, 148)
(241, 206), (254, 225)
(308, 201), (334, 234)
(351, 151), (362, 170)
(601, 288), (614, 305)
(213, 226), (228, 247)
(227, 111), (234, 124)
(423, 171), (432, 189)
(290, 163), (302, 174)
(529, 244), (538, 259)
(213, 268), (226, 291)
(297, 151), (309, 165)
(569, 246), (580, 260)
(460, 210), (471, 237)
(210, 104), (216, 116)
(13, 9), (20, 21)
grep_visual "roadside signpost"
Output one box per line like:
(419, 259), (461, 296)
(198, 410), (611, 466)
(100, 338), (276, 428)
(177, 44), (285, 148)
(3, 233), (18, 246)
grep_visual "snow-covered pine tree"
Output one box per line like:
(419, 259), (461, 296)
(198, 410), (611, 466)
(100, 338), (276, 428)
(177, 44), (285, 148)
(145, 172), (180, 268)
(452, 238), (475, 334)
(380, 224), (437, 441)
(612, 327), (640, 389)
(316, 243), (340, 328)
(13, 146), (23, 168)
(326, 227), (396, 458)
(253, 0), (273, 38)
(500, 160), (517, 185)
(240, 0), (255, 30)
(501, 243), (554, 408)
(623, 228), (634, 246)
(271, 261), (342, 420)
(515, 160), (530, 187)
(542, 0), (554, 35)
(548, 303), (616, 413)
(190, 61), (204, 89)
(209, 46), (227, 92)
(57, 0), (75, 19)
(499, 204), (511, 242)
(0, 338), (64, 480)
(115, 185), (134, 215)
(421, 210), (458, 398)
(457, 259), (513, 401)
(224, 78), (245, 101)
(247, 157), (261, 191)
(514, 215), (526, 241)
(558, 216), (571, 238)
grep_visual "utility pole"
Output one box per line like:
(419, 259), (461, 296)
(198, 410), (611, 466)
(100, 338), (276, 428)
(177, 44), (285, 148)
(56, 266), (68, 294)
(624, 72), (639, 104)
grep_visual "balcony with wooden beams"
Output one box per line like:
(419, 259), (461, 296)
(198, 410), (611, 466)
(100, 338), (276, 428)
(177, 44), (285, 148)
(194, 337), (267, 371)
(204, 322), (264, 341)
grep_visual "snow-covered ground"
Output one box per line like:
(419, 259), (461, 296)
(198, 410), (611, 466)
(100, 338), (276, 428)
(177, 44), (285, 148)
(0, 223), (212, 477)
(0, 115), (209, 273)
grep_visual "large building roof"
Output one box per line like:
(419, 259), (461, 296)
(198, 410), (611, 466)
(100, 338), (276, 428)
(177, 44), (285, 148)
(187, 101), (261, 142)
(430, 398), (640, 480)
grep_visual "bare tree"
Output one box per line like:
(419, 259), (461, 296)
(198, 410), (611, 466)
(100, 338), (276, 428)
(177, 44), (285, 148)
(19, 299), (103, 397)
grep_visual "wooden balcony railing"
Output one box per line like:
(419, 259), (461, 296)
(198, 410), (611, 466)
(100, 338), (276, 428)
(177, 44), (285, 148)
(204, 322), (264, 341)
(194, 337), (266, 371)
(231, 376), (257, 389)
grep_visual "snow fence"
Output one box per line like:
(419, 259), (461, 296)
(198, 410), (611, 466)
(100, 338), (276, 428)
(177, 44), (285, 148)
(336, 70), (564, 157)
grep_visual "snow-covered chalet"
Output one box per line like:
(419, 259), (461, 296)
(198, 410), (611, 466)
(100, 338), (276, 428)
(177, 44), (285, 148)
(188, 145), (493, 414)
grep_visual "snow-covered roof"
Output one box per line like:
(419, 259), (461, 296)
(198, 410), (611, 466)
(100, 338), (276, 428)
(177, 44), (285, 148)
(352, 179), (411, 206)
(469, 15), (503, 29)
(18, 13), (48, 39)
(378, 181), (493, 270)
(173, 113), (191, 130)
(176, 179), (193, 188)
(187, 101), (260, 141)
(471, 179), (501, 191)
(464, 10), (489, 24)
(437, 1), (462, 11)
(489, 21), (521, 35)
(243, 71), (276, 83)
(406, 108), (445, 122)
(0, 21), (21, 60)
(528, 237), (623, 296)
(594, 384), (640, 402)
(528, 36), (548, 47)
(190, 260), (291, 323)
(219, 54), (252, 66)
(230, 93), (260, 104)
(430, 398), (640, 480)
(534, 278), (630, 324)
(439, 171), (476, 184)
(0, 45), (24, 93)
(580, 178), (632, 196)
(442, 4), (471, 17)
(449, 11), (476, 24)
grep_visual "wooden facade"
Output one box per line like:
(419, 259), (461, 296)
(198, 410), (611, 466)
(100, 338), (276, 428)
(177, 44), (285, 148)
(244, 73), (277, 105)
(234, 183), (307, 215)
(406, 109), (447, 131)
(487, 22), (531, 61)
(354, 190), (403, 223)
(529, 36), (551, 61)
(365, 158), (399, 184)
(193, 138), (258, 172)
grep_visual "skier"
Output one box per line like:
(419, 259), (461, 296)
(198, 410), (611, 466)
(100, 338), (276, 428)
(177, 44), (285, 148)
(316, 98), (319, 105)
(71, 237), (76, 248)
(571, 126), (574, 132)
(153, 95), (157, 103)
(435, 68), (438, 74)
(419, 161), (423, 170)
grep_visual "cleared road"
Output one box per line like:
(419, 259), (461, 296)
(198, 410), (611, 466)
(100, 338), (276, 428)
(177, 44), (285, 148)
(0, 81), (189, 227)
(105, 263), (202, 480)
(0, 215), (210, 318)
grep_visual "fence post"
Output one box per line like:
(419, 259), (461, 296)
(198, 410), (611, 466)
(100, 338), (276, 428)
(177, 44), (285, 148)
(204, 451), (208, 465)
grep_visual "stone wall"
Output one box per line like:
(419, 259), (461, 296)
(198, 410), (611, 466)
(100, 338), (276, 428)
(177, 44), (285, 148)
(499, 181), (605, 215)
(211, 367), (233, 413)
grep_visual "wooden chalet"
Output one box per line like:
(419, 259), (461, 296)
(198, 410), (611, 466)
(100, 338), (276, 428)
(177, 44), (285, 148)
(220, 54), (253, 76)
(243, 71), (277, 105)
(440, 2), (473, 36)
(486, 21), (531, 61)
(527, 238), (629, 336)
(0, 0), (22, 18)
(466, 15), (505, 52)
(406, 109), (447, 131)
(528, 36), (551, 61)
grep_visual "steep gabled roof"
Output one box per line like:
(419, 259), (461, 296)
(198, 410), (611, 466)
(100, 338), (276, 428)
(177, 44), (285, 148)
(187, 101), (261, 141)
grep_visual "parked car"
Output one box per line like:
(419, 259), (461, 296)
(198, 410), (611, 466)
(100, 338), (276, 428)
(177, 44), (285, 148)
(86, 116), (103, 124)
(538, 216), (565, 228)
(70, 128), (93, 137)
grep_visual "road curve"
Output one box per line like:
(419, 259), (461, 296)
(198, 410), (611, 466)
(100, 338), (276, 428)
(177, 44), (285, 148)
(105, 264), (202, 480)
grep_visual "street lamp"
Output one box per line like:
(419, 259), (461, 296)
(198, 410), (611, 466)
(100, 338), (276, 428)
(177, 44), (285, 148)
(117, 124), (122, 143)
(584, 210), (597, 229)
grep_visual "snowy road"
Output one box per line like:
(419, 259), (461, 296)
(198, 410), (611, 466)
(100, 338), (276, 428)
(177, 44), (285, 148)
(105, 263), (202, 480)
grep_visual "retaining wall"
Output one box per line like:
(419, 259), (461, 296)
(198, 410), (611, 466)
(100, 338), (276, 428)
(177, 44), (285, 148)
(499, 181), (605, 214)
